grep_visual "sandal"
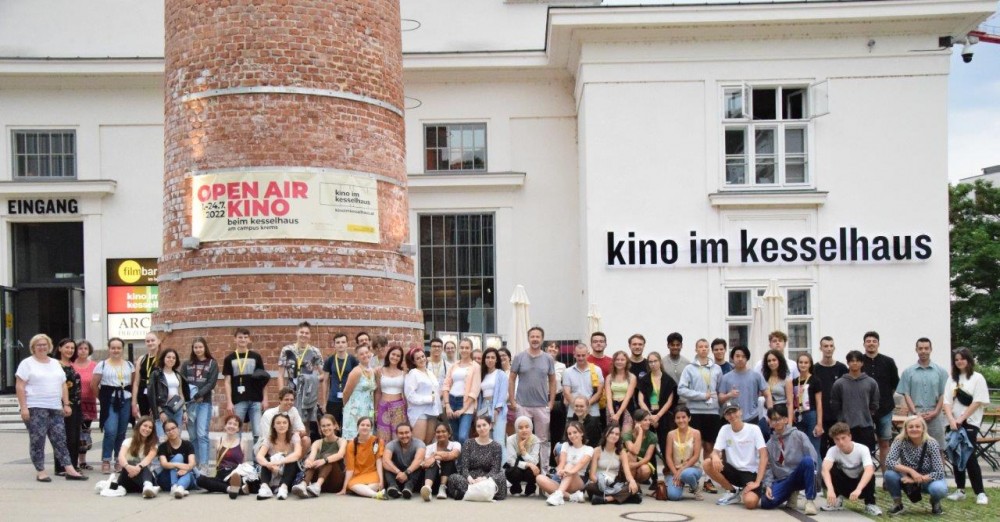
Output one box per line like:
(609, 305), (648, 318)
(101, 461), (111, 474)
(79, 463), (93, 471)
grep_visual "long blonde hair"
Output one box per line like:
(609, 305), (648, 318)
(895, 415), (929, 445)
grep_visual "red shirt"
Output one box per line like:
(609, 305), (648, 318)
(586, 354), (612, 379)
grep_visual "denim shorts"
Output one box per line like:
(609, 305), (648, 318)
(875, 411), (894, 441)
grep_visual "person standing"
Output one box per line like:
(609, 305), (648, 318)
(53, 338), (82, 477)
(426, 338), (449, 389)
(604, 351), (637, 431)
(753, 331), (800, 380)
(374, 345), (408, 441)
(759, 349), (794, 440)
(147, 348), (191, 439)
(180, 336), (218, 472)
(278, 321), (325, 440)
(443, 338), (481, 444)
(16, 334), (87, 482)
(678, 339), (723, 469)
(478, 347), (509, 450)
(829, 350), (879, 456)
(369, 334), (388, 369)
(132, 331), (161, 419)
(564, 344), (605, 423)
(896, 337), (948, 449)
(719, 346), (770, 427)
(355, 331), (371, 354)
(508, 326), (557, 466)
(793, 353), (824, 457)
(638, 351), (676, 460)
(812, 336), (848, 457)
(663, 333), (689, 405)
(860, 331), (899, 473)
(342, 345), (377, 440)
(547, 341), (568, 465)
(626, 334), (650, 384)
(322, 332), (357, 428)
(92, 337), (134, 474)
(73, 340), (98, 471)
(712, 339), (734, 375)
(943, 347), (991, 506)
(404, 347), (442, 444)
(222, 328), (268, 442)
(586, 332), (612, 379)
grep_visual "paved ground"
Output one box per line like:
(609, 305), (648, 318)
(0, 430), (870, 522)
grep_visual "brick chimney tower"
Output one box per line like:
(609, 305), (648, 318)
(157, 1), (420, 389)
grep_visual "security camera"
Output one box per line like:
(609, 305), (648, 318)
(960, 35), (979, 63)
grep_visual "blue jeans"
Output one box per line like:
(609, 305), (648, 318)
(883, 470), (948, 503)
(794, 410), (820, 457)
(102, 399), (131, 462)
(187, 401), (212, 466)
(155, 408), (184, 440)
(158, 454), (195, 490)
(233, 401), (263, 440)
(667, 467), (702, 500)
(448, 395), (473, 444)
(760, 456), (817, 509)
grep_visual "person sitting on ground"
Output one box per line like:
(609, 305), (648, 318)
(339, 416), (386, 499)
(447, 416), (507, 501)
(884, 415), (948, 516)
(419, 422), (462, 500)
(156, 419), (196, 499)
(382, 422), (426, 499)
(255, 412), (303, 500)
(537, 421), (593, 506)
(759, 405), (818, 515)
(259, 387), (309, 450)
(585, 424), (640, 505)
(115, 416), (159, 498)
(665, 406), (703, 501)
(292, 414), (346, 498)
(622, 409), (658, 486)
(819, 421), (881, 516)
(505, 415), (542, 497)
(704, 399), (767, 509)
(196, 414), (251, 499)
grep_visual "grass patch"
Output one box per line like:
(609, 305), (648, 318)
(852, 488), (1000, 520)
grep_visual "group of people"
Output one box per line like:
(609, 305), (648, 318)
(14, 324), (993, 515)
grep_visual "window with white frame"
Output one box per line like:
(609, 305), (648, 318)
(423, 123), (486, 172)
(12, 130), (76, 179)
(723, 85), (809, 188)
(725, 286), (814, 360)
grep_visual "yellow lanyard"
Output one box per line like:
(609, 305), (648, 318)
(235, 350), (249, 374)
(113, 361), (126, 387)
(144, 354), (155, 379)
(334, 355), (349, 388)
(295, 347), (309, 370)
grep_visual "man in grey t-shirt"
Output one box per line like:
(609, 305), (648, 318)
(719, 345), (770, 424)
(508, 326), (557, 465)
(382, 423), (427, 498)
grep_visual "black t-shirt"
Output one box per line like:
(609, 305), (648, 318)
(222, 350), (265, 403)
(794, 374), (823, 418)
(628, 358), (650, 381)
(862, 353), (899, 418)
(322, 353), (358, 403)
(814, 361), (848, 422)
(157, 440), (195, 462)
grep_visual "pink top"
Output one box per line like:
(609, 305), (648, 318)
(74, 359), (98, 421)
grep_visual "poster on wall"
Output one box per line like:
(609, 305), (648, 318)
(190, 170), (380, 243)
(107, 258), (158, 340)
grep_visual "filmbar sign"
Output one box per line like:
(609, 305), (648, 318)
(607, 227), (932, 266)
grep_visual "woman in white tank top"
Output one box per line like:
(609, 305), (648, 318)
(375, 346), (407, 441)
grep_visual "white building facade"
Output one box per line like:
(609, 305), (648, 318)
(1, 0), (993, 390)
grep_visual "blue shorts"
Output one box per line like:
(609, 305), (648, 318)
(875, 412), (894, 441)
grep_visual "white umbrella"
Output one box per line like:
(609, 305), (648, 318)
(762, 279), (785, 336)
(510, 284), (532, 357)
(748, 294), (767, 369)
(587, 303), (602, 336)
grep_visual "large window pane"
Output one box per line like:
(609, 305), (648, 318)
(728, 325), (749, 349)
(785, 128), (805, 153)
(728, 290), (750, 317)
(787, 289), (810, 316)
(13, 130), (76, 179)
(788, 322), (810, 349)
(752, 88), (777, 120)
(755, 129), (775, 154)
(725, 128), (746, 155)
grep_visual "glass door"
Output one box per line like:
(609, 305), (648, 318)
(69, 287), (85, 341)
(1, 287), (17, 393)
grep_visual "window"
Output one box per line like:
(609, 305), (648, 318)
(12, 130), (76, 179)
(424, 123), (486, 172)
(725, 286), (814, 360)
(723, 86), (808, 188)
(418, 214), (496, 341)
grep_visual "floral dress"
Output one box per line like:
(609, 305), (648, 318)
(342, 371), (376, 439)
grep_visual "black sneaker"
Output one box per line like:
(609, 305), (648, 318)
(387, 487), (401, 499)
(931, 501), (943, 515)
(509, 483), (522, 495)
(524, 483), (536, 497)
(889, 504), (905, 516)
(591, 496), (608, 505)
(402, 488), (412, 500)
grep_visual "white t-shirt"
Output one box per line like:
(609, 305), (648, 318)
(164, 371), (180, 398)
(425, 440), (461, 458)
(944, 372), (991, 429)
(824, 441), (872, 479)
(562, 444), (594, 475)
(15, 357), (66, 409)
(714, 423), (766, 473)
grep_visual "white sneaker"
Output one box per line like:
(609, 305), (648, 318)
(257, 483), (273, 500)
(420, 485), (432, 502)
(568, 491), (586, 503)
(717, 488), (741, 505)
(546, 491), (565, 506)
(947, 490), (966, 501)
(787, 490), (800, 509)
(307, 484), (321, 497)
(276, 484), (289, 500)
(142, 482), (157, 499)
(173, 486), (187, 499)
(437, 489), (447, 499)
(865, 504), (884, 516)
(291, 483), (308, 499)
(977, 492), (989, 505)
(804, 500), (817, 515)
(821, 496), (844, 511)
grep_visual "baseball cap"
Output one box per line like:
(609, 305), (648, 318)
(721, 399), (740, 415)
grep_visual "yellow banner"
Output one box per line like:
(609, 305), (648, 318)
(191, 170), (380, 243)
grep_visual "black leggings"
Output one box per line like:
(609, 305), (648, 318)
(57, 405), (82, 474)
(954, 422), (984, 495)
(197, 468), (240, 493)
(424, 460), (458, 494)
(118, 466), (155, 493)
(260, 464), (298, 489)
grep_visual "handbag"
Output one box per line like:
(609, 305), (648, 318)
(653, 480), (668, 501)
(902, 442), (928, 503)
(163, 394), (184, 415)
(955, 387), (974, 407)
(463, 478), (498, 502)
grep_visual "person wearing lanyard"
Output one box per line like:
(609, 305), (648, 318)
(278, 321), (325, 441)
(323, 332), (358, 429)
(131, 331), (161, 419)
(222, 328), (268, 443)
(92, 337), (135, 474)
